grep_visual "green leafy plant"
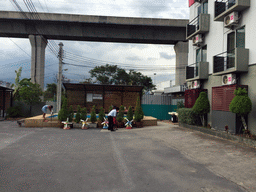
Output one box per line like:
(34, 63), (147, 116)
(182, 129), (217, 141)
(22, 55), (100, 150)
(127, 106), (133, 121)
(67, 105), (74, 122)
(117, 105), (124, 122)
(177, 101), (184, 109)
(81, 107), (87, 120)
(90, 105), (97, 123)
(75, 105), (81, 123)
(192, 92), (210, 127)
(6, 105), (23, 118)
(98, 107), (105, 122)
(229, 88), (252, 131)
(58, 97), (69, 121)
(134, 97), (144, 122)
(177, 108), (201, 125)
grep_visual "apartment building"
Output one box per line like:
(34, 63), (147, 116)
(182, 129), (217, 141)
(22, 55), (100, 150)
(186, 0), (255, 134)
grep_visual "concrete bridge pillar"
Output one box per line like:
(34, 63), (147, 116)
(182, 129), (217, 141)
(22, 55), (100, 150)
(174, 41), (188, 86)
(29, 35), (48, 91)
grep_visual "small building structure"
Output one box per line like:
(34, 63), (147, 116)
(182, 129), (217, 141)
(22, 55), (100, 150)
(63, 83), (143, 112)
(0, 84), (13, 118)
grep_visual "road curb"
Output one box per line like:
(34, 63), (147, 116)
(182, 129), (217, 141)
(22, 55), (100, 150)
(179, 122), (256, 149)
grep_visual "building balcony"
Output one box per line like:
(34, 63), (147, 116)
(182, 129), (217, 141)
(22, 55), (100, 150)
(186, 14), (210, 40)
(186, 62), (209, 81)
(213, 47), (249, 76)
(214, 0), (250, 21)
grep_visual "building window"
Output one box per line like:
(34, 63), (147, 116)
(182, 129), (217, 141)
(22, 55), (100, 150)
(198, 1), (208, 15)
(236, 27), (245, 48)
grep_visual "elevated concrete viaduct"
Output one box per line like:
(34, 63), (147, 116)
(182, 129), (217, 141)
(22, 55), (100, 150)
(0, 11), (188, 90)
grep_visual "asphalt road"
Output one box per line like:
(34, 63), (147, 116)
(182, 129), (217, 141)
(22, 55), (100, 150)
(0, 121), (255, 192)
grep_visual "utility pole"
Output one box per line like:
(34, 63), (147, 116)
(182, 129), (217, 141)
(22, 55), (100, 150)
(57, 42), (63, 112)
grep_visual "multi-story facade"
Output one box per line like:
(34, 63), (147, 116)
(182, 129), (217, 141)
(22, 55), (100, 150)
(186, 0), (255, 134)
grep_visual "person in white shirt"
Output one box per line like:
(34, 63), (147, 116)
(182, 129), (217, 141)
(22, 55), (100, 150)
(108, 106), (117, 131)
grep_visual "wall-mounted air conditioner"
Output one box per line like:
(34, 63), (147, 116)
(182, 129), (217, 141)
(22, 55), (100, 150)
(224, 12), (239, 27)
(222, 73), (236, 85)
(193, 80), (200, 89)
(187, 82), (193, 89)
(192, 34), (203, 46)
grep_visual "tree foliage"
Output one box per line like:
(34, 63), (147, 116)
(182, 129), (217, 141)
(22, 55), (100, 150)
(134, 97), (144, 122)
(81, 107), (87, 121)
(12, 67), (23, 101)
(75, 105), (81, 123)
(89, 64), (155, 92)
(229, 88), (252, 116)
(68, 105), (74, 122)
(44, 83), (57, 101)
(90, 105), (97, 123)
(58, 97), (69, 121)
(98, 107), (105, 122)
(117, 105), (124, 122)
(192, 92), (210, 127)
(127, 106), (133, 121)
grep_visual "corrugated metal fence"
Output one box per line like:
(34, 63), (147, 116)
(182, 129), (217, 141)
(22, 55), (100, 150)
(141, 95), (173, 120)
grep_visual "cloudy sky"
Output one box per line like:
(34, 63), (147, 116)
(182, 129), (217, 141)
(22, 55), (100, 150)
(0, 0), (189, 88)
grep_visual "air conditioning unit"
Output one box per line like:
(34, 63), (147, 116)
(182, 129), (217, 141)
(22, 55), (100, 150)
(222, 73), (236, 85)
(192, 34), (203, 46)
(224, 12), (239, 27)
(187, 81), (193, 89)
(193, 80), (200, 89)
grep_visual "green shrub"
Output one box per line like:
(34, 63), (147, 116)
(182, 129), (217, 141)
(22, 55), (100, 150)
(81, 107), (87, 121)
(134, 97), (144, 122)
(90, 105), (97, 123)
(6, 105), (23, 118)
(127, 106), (133, 121)
(58, 97), (68, 121)
(98, 107), (105, 122)
(177, 108), (201, 126)
(177, 101), (184, 109)
(67, 105), (74, 122)
(117, 105), (124, 122)
(229, 88), (252, 131)
(192, 92), (210, 127)
(75, 105), (81, 123)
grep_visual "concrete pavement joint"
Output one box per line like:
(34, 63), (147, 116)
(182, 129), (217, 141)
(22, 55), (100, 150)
(109, 133), (135, 191)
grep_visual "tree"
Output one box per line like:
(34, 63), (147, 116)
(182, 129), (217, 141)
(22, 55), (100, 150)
(58, 97), (69, 121)
(19, 78), (43, 116)
(134, 97), (144, 122)
(117, 105), (124, 122)
(81, 107), (87, 121)
(44, 83), (57, 101)
(11, 67), (23, 101)
(98, 107), (105, 122)
(90, 105), (97, 123)
(67, 105), (74, 122)
(75, 105), (81, 123)
(127, 106), (133, 121)
(192, 92), (210, 127)
(89, 64), (155, 92)
(229, 88), (252, 132)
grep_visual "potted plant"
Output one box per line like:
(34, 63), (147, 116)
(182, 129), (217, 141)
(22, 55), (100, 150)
(89, 105), (97, 128)
(192, 92), (210, 127)
(229, 87), (252, 135)
(125, 106), (133, 129)
(58, 97), (69, 128)
(134, 97), (144, 128)
(98, 107), (105, 128)
(73, 105), (81, 128)
(81, 107), (87, 121)
(116, 105), (125, 128)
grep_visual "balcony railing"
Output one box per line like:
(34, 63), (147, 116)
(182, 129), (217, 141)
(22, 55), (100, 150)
(186, 63), (198, 80)
(214, 0), (250, 21)
(186, 14), (210, 40)
(186, 62), (209, 81)
(213, 47), (249, 75)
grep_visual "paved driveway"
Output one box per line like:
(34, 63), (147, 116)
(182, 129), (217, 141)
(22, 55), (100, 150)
(0, 121), (255, 192)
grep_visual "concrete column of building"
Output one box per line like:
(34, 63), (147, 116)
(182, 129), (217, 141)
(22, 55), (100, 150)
(174, 41), (188, 86)
(29, 35), (48, 91)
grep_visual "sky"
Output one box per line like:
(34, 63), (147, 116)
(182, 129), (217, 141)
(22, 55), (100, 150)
(0, 0), (189, 89)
